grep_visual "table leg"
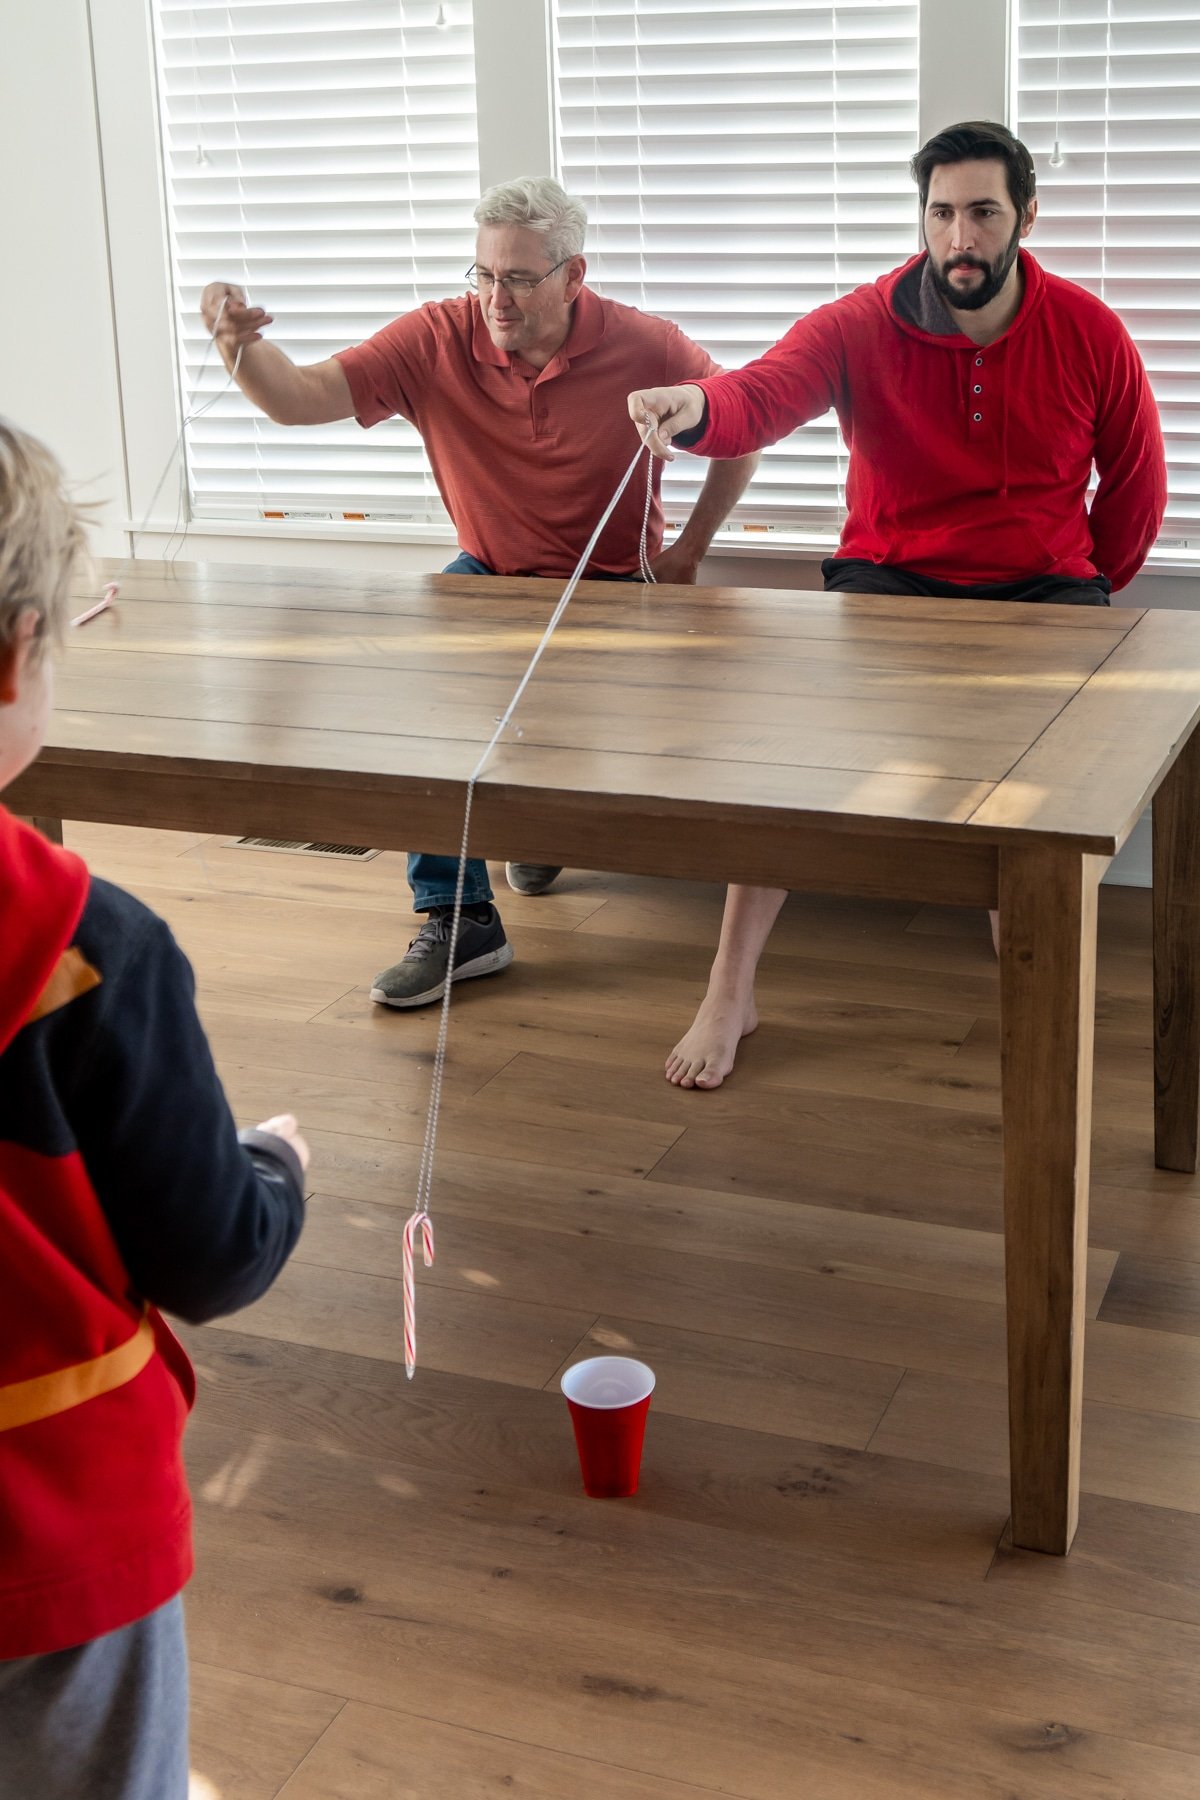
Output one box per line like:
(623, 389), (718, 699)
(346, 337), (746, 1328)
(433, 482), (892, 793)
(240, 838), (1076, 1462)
(1153, 724), (1200, 1174)
(999, 845), (1100, 1555)
(18, 816), (63, 845)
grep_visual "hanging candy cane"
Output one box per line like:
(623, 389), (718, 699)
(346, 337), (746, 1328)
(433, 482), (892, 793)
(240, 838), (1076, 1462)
(402, 1209), (435, 1380)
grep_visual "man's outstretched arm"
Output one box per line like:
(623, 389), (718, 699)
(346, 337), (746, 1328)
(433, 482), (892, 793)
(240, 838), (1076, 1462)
(650, 451), (760, 584)
(200, 281), (355, 426)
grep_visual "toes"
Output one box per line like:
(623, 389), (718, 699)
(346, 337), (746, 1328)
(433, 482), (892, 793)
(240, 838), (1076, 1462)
(666, 1044), (733, 1090)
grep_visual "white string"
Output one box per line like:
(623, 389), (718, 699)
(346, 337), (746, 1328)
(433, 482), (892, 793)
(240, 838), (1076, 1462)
(1049, 0), (1065, 167)
(130, 296), (244, 560)
(409, 439), (658, 1278)
(638, 453), (657, 585)
(70, 299), (243, 619)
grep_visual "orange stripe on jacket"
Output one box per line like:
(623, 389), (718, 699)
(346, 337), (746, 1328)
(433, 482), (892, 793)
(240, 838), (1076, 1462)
(0, 1310), (155, 1432)
(25, 946), (102, 1024)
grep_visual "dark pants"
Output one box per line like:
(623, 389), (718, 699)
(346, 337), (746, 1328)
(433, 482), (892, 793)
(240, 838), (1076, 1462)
(821, 558), (1112, 606)
(0, 1596), (189, 1800)
(411, 551), (640, 910)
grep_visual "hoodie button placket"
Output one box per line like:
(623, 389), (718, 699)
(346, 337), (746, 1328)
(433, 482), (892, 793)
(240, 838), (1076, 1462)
(971, 353), (984, 428)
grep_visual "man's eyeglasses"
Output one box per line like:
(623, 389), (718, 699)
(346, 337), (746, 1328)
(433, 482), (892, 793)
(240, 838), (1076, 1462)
(465, 258), (570, 297)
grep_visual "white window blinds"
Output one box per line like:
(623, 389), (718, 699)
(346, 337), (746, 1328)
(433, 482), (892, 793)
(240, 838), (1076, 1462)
(152, 0), (479, 523)
(554, 0), (920, 531)
(1016, 0), (1200, 547)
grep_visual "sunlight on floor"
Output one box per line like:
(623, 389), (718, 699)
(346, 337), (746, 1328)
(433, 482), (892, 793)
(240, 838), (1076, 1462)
(591, 1325), (636, 1350)
(376, 1469), (421, 1499)
(460, 1266), (501, 1287)
(200, 1441), (269, 1508)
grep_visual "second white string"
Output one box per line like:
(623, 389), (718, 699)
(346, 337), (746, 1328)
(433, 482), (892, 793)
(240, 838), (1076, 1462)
(410, 439), (659, 1250)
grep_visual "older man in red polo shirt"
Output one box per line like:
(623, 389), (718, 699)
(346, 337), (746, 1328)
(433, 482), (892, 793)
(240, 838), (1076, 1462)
(201, 176), (756, 1009)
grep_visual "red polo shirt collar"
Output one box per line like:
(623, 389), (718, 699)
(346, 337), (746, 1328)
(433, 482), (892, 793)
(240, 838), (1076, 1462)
(469, 284), (608, 380)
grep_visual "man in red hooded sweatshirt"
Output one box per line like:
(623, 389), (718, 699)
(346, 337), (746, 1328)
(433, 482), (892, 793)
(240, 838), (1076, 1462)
(627, 119), (1168, 1092)
(0, 420), (309, 1796)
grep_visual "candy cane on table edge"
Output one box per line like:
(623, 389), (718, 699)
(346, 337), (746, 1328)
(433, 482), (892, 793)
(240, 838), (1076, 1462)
(71, 582), (120, 629)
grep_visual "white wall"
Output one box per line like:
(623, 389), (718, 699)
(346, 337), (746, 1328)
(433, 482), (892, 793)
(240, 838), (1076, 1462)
(1, 0), (128, 555)
(2, 0), (1194, 885)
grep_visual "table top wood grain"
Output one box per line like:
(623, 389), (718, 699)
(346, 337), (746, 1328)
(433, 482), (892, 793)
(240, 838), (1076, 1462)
(33, 559), (1200, 864)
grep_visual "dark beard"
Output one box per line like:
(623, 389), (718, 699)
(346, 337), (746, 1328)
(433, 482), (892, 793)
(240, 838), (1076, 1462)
(928, 219), (1022, 313)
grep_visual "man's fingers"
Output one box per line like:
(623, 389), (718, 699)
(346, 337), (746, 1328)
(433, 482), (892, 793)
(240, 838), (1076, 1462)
(643, 415), (675, 461)
(203, 283), (246, 316)
(627, 391), (678, 459)
(214, 307), (273, 352)
(258, 1112), (297, 1134)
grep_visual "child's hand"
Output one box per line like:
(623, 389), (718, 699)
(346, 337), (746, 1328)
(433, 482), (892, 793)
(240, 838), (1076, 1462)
(257, 1113), (311, 1172)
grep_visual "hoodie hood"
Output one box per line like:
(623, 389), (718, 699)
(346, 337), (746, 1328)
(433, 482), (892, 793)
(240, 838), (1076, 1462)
(0, 806), (89, 1054)
(878, 248), (1049, 350)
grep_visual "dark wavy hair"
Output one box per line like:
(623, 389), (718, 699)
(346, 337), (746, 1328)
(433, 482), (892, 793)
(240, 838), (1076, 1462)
(910, 121), (1037, 219)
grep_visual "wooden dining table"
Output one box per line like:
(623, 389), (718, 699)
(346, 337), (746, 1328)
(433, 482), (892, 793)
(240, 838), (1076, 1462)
(12, 556), (1200, 1555)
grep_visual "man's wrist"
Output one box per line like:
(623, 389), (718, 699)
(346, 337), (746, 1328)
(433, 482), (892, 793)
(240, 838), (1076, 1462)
(662, 531), (705, 563)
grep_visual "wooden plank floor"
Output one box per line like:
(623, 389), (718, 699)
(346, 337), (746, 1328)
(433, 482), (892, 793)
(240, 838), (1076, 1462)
(66, 824), (1200, 1800)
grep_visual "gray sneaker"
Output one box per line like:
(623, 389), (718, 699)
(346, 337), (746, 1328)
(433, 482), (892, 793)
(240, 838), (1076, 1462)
(505, 862), (563, 896)
(370, 905), (513, 1008)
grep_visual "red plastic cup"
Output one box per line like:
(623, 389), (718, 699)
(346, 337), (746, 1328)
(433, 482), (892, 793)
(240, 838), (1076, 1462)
(561, 1356), (655, 1498)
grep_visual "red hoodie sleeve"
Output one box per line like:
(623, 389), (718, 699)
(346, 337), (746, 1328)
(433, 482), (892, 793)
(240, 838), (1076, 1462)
(1087, 317), (1167, 591)
(687, 300), (849, 459)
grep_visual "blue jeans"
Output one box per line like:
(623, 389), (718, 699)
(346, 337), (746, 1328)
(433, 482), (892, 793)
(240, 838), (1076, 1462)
(442, 551), (640, 582)
(407, 553), (501, 909)
(409, 551), (640, 909)
(408, 851), (492, 911)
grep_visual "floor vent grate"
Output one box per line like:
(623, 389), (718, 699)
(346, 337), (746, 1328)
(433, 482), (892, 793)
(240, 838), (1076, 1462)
(227, 837), (381, 861)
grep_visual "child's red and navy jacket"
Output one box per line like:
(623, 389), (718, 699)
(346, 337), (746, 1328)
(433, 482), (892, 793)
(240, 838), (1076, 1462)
(0, 806), (304, 1658)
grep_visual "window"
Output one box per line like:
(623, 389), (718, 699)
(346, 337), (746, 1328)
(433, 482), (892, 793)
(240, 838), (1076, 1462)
(1016, 0), (1200, 546)
(554, 0), (921, 531)
(152, 0), (478, 523)
(144, 0), (1199, 554)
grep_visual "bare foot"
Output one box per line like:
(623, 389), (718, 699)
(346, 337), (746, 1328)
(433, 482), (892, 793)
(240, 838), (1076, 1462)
(665, 992), (759, 1089)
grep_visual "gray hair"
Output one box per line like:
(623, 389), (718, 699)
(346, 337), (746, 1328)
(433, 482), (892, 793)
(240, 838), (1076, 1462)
(0, 419), (87, 656)
(473, 176), (587, 265)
